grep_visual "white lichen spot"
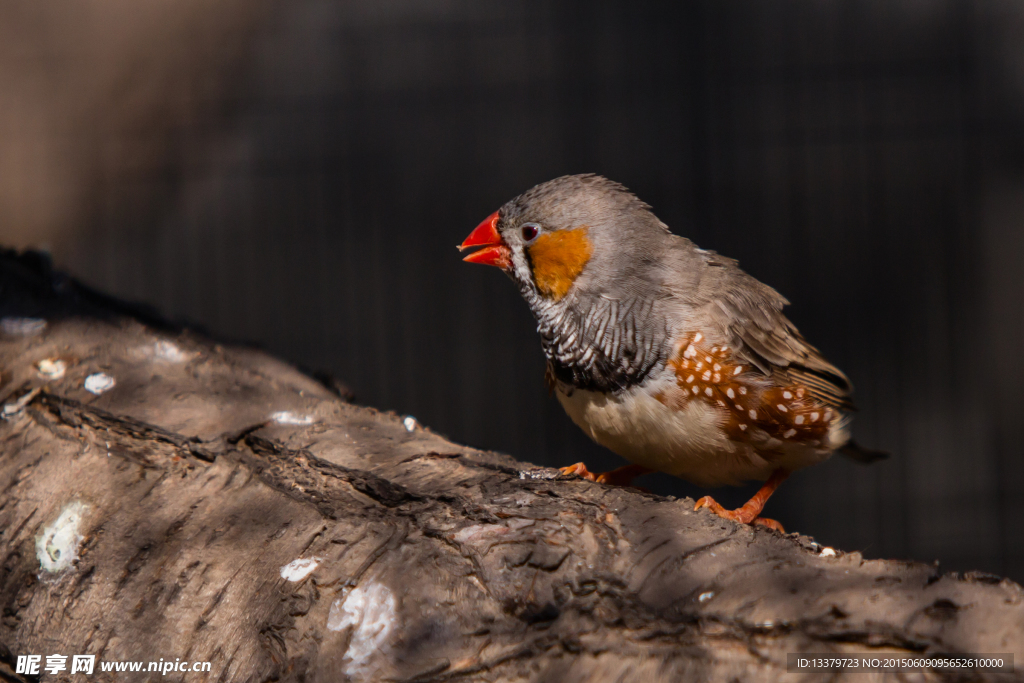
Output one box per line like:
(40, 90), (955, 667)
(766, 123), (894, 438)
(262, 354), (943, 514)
(402, 416), (417, 432)
(327, 582), (397, 677)
(84, 373), (115, 395)
(152, 340), (190, 362)
(820, 547), (837, 558)
(36, 501), (89, 573)
(2, 387), (40, 419)
(280, 557), (320, 582)
(518, 469), (559, 481)
(37, 358), (66, 380)
(1, 317), (46, 337)
(698, 591), (714, 603)
(271, 411), (314, 425)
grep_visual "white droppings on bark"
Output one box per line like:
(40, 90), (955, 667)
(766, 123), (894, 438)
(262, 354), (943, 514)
(326, 582), (397, 677)
(84, 373), (115, 395)
(37, 358), (66, 379)
(280, 557), (320, 582)
(2, 388), (41, 418)
(271, 411), (314, 425)
(151, 340), (190, 363)
(36, 501), (89, 573)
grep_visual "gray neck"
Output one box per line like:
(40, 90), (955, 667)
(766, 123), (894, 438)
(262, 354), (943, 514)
(524, 288), (667, 393)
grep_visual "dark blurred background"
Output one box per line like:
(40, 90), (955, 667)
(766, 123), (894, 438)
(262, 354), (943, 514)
(3, 1), (1023, 580)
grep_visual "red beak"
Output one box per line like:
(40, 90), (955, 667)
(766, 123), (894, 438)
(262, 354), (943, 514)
(458, 210), (511, 269)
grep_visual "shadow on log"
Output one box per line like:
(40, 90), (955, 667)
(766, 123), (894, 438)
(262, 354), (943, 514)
(0, 249), (1021, 682)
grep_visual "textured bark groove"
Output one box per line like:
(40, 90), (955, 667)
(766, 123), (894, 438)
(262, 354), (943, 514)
(0, 249), (1022, 682)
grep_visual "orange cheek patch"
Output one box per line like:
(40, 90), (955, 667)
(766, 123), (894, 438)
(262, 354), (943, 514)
(527, 227), (593, 300)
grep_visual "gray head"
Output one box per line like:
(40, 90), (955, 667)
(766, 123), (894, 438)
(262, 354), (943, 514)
(459, 174), (684, 391)
(459, 174), (674, 305)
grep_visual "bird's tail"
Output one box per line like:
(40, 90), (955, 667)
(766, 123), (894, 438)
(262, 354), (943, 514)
(838, 439), (890, 464)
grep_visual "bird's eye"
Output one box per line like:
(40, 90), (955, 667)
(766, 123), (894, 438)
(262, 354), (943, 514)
(521, 223), (540, 243)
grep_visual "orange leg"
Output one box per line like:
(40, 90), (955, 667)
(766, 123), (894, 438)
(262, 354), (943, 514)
(694, 469), (789, 532)
(559, 462), (653, 487)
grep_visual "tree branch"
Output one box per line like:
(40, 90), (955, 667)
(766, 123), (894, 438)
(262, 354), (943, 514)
(0, 249), (1021, 682)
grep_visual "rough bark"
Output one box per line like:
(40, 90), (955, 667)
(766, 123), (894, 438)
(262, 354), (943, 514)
(0, 249), (1021, 683)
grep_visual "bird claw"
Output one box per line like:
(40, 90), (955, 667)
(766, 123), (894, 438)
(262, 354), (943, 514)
(753, 517), (785, 533)
(694, 495), (741, 519)
(559, 463), (652, 490)
(694, 495), (784, 532)
(559, 462), (598, 482)
(694, 495), (716, 511)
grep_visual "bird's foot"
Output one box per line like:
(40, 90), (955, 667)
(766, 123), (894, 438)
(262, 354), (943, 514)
(559, 463), (653, 489)
(693, 496), (785, 533)
(694, 495), (756, 523)
(753, 517), (785, 533)
(559, 462), (599, 482)
(693, 469), (789, 532)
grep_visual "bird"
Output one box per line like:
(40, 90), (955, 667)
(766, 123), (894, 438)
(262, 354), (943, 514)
(457, 174), (885, 531)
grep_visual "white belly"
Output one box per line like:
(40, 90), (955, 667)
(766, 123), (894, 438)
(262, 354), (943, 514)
(555, 380), (830, 487)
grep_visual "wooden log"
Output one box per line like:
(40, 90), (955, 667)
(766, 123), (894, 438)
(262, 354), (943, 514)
(0, 249), (1020, 682)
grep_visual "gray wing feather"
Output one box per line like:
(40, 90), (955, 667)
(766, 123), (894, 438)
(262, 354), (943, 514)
(690, 249), (855, 411)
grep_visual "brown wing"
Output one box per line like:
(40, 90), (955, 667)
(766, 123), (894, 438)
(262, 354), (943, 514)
(695, 252), (855, 412)
(660, 332), (843, 450)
